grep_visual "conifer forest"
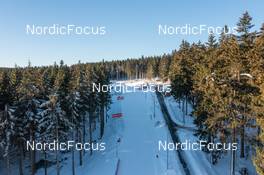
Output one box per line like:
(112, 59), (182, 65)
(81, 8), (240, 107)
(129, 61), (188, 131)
(0, 10), (264, 175)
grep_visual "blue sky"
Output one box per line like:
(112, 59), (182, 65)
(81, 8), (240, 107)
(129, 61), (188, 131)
(0, 0), (264, 67)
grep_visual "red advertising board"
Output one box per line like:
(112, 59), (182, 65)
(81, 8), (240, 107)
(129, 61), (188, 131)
(112, 113), (123, 118)
(112, 95), (123, 118)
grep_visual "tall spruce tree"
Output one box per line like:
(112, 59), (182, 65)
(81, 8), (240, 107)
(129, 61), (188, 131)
(95, 62), (111, 139)
(252, 24), (264, 175)
(0, 71), (12, 110)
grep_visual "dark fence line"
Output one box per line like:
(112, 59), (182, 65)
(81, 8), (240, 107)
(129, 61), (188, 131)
(155, 90), (191, 175)
(115, 159), (120, 175)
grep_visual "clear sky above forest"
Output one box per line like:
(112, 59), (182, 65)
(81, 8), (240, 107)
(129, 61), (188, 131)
(1, 0), (264, 67)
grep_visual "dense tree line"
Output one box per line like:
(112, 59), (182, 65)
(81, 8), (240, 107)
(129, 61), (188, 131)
(0, 61), (111, 175)
(100, 12), (264, 175)
(102, 54), (172, 81)
(169, 12), (264, 175)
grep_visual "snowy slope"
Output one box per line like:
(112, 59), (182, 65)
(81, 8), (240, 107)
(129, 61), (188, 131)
(34, 80), (186, 175)
(164, 95), (258, 175)
(164, 96), (221, 175)
(117, 91), (185, 175)
(35, 93), (122, 175)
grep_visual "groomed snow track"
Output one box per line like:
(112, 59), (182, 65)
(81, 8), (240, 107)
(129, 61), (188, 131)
(156, 91), (191, 175)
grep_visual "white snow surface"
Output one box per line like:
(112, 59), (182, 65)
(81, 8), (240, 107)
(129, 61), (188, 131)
(117, 91), (185, 175)
(164, 95), (257, 175)
(2, 80), (257, 175)
(33, 80), (185, 175)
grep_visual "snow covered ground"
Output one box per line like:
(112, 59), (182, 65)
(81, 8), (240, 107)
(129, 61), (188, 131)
(34, 92), (123, 175)
(2, 79), (257, 175)
(33, 80), (186, 175)
(164, 95), (258, 175)
(117, 90), (185, 175)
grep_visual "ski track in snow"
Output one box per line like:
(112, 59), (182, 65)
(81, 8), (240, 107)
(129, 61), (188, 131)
(33, 81), (185, 175)
(118, 92), (160, 175)
(2, 80), (257, 175)
(163, 96), (219, 175)
(117, 90), (185, 175)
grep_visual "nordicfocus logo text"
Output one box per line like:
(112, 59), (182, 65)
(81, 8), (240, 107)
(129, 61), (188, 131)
(26, 141), (106, 151)
(26, 24), (106, 36)
(92, 83), (171, 93)
(158, 24), (238, 36)
(158, 140), (238, 151)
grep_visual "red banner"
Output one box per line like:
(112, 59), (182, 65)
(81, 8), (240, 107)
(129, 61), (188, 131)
(112, 113), (123, 118)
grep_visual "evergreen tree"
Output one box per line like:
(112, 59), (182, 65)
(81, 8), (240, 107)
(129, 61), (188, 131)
(9, 66), (22, 102)
(16, 64), (43, 175)
(39, 94), (72, 175)
(95, 62), (111, 139)
(0, 105), (14, 175)
(252, 24), (264, 175)
(159, 54), (171, 81)
(206, 33), (218, 49)
(0, 71), (12, 110)
(236, 11), (255, 50)
(85, 65), (98, 156)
